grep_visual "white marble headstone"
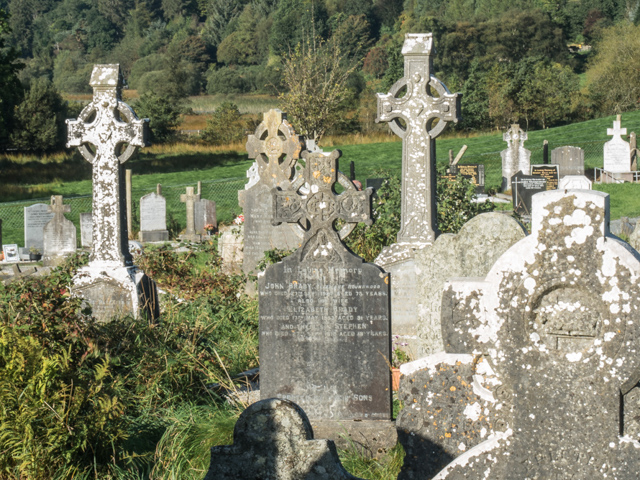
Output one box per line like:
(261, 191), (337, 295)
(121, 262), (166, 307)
(604, 118), (631, 173)
(24, 203), (55, 251)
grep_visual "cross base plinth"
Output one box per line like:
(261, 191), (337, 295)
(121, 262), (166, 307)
(72, 264), (159, 323)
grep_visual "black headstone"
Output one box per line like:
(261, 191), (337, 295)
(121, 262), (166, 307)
(365, 178), (386, 197)
(260, 150), (392, 421)
(530, 164), (559, 191)
(451, 164), (485, 193)
(511, 171), (547, 220)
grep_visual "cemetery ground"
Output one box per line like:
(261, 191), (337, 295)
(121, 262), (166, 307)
(0, 240), (404, 479)
(3, 109), (640, 246)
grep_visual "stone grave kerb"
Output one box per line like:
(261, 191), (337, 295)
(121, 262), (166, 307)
(66, 64), (149, 268)
(376, 33), (461, 253)
(246, 109), (304, 187)
(272, 149), (373, 265)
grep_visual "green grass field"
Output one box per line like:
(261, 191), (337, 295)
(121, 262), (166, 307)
(2, 109), (640, 246)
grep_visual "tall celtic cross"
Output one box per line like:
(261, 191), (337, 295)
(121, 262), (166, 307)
(272, 150), (372, 265)
(246, 109), (304, 186)
(67, 64), (149, 268)
(376, 33), (460, 245)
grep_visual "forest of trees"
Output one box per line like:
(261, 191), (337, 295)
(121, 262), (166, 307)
(1, 0), (640, 150)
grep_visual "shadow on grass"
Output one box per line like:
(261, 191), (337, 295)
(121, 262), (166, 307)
(129, 150), (249, 175)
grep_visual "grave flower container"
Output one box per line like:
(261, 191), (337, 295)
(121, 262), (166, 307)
(392, 367), (401, 391)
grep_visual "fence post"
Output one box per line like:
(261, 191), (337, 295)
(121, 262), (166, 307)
(543, 140), (549, 165)
(126, 169), (133, 237)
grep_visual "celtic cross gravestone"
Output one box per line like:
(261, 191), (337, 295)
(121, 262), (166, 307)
(67, 64), (158, 322)
(42, 195), (76, 265)
(240, 109), (305, 274)
(500, 124), (531, 191)
(374, 33), (460, 355)
(260, 149), (393, 448)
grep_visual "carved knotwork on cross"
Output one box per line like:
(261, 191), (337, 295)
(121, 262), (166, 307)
(272, 150), (372, 265)
(66, 64), (149, 267)
(246, 109), (304, 185)
(376, 33), (460, 245)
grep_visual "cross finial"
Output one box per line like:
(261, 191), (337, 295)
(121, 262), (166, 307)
(246, 109), (304, 185)
(48, 195), (70, 216)
(608, 117), (627, 138)
(272, 150), (372, 265)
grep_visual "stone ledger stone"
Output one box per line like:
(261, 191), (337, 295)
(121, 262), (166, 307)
(418, 189), (640, 479)
(24, 203), (55, 251)
(139, 188), (169, 242)
(67, 64), (158, 323)
(241, 109), (304, 274)
(551, 145), (585, 177)
(414, 212), (526, 356)
(80, 213), (93, 248)
(500, 124), (531, 192)
(374, 33), (460, 348)
(42, 195), (77, 266)
(204, 399), (363, 480)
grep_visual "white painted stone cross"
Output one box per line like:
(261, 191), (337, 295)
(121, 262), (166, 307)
(67, 64), (158, 323)
(66, 64), (149, 268)
(376, 33), (460, 251)
(604, 115), (631, 174)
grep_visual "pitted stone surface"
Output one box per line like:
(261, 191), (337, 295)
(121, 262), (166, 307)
(204, 398), (363, 480)
(68, 64), (157, 322)
(241, 109), (305, 274)
(415, 213), (526, 356)
(432, 189), (640, 479)
(260, 150), (391, 422)
(500, 124), (531, 192)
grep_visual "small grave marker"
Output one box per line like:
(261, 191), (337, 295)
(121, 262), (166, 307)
(511, 171), (547, 220)
(80, 212), (93, 248)
(450, 163), (485, 193)
(139, 184), (169, 242)
(195, 198), (217, 236)
(43, 195), (77, 265)
(24, 203), (55, 251)
(179, 186), (201, 242)
(551, 145), (584, 177)
(530, 164), (559, 190)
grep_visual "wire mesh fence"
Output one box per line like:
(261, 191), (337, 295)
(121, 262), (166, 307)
(0, 176), (247, 246)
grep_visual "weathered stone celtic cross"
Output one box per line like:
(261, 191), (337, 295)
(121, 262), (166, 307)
(48, 195), (70, 218)
(179, 186), (201, 242)
(272, 149), (372, 264)
(67, 64), (149, 268)
(376, 33), (460, 251)
(67, 64), (157, 323)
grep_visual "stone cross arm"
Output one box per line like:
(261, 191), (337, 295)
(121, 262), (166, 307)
(48, 195), (70, 215)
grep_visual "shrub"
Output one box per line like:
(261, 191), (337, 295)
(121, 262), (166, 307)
(133, 93), (183, 143)
(200, 102), (249, 146)
(206, 66), (249, 95)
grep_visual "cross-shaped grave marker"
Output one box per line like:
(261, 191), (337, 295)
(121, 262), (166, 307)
(604, 114), (632, 174)
(376, 33), (460, 246)
(272, 149), (372, 265)
(180, 186), (201, 242)
(67, 64), (157, 323)
(67, 64), (149, 267)
(48, 195), (70, 218)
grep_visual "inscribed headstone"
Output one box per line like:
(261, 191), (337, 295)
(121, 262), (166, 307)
(374, 33), (460, 349)
(530, 164), (559, 190)
(604, 117), (631, 173)
(204, 399), (363, 480)
(139, 187), (169, 242)
(551, 145), (584, 177)
(24, 203), (55, 251)
(558, 174), (592, 190)
(450, 164), (485, 193)
(500, 124), (531, 191)
(241, 109), (304, 274)
(421, 189), (640, 479)
(42, 195), (77, 265)
(413, 212), (526, 356)
(80, 213), (93, 248)
(218, 225), (244, 273)
(67, 64), (158, 323)
(194, 198), (216, 235)
(511, 171), (547, 220)
(260, 150), (391, 424)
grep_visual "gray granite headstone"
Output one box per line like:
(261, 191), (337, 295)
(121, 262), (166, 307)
(194, 198), (216, 235)
(374, 33), (460, 350)
(139, 186), (169, 242)
(24, 203), (55, 251)
(551, 145), (584, 177)
(500, 124), (531, 192)
(80, 212), (93, 248)
(67, 64), (158, 323)
(406, 189), (640, 479)
(260, 150), (391, 424)
(204, 398), (363, 480)
(604, 117), (631, 173)
(414, 212), (526, 357)
(42, 195), (77, 265)
(241, 109), (304, 274)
